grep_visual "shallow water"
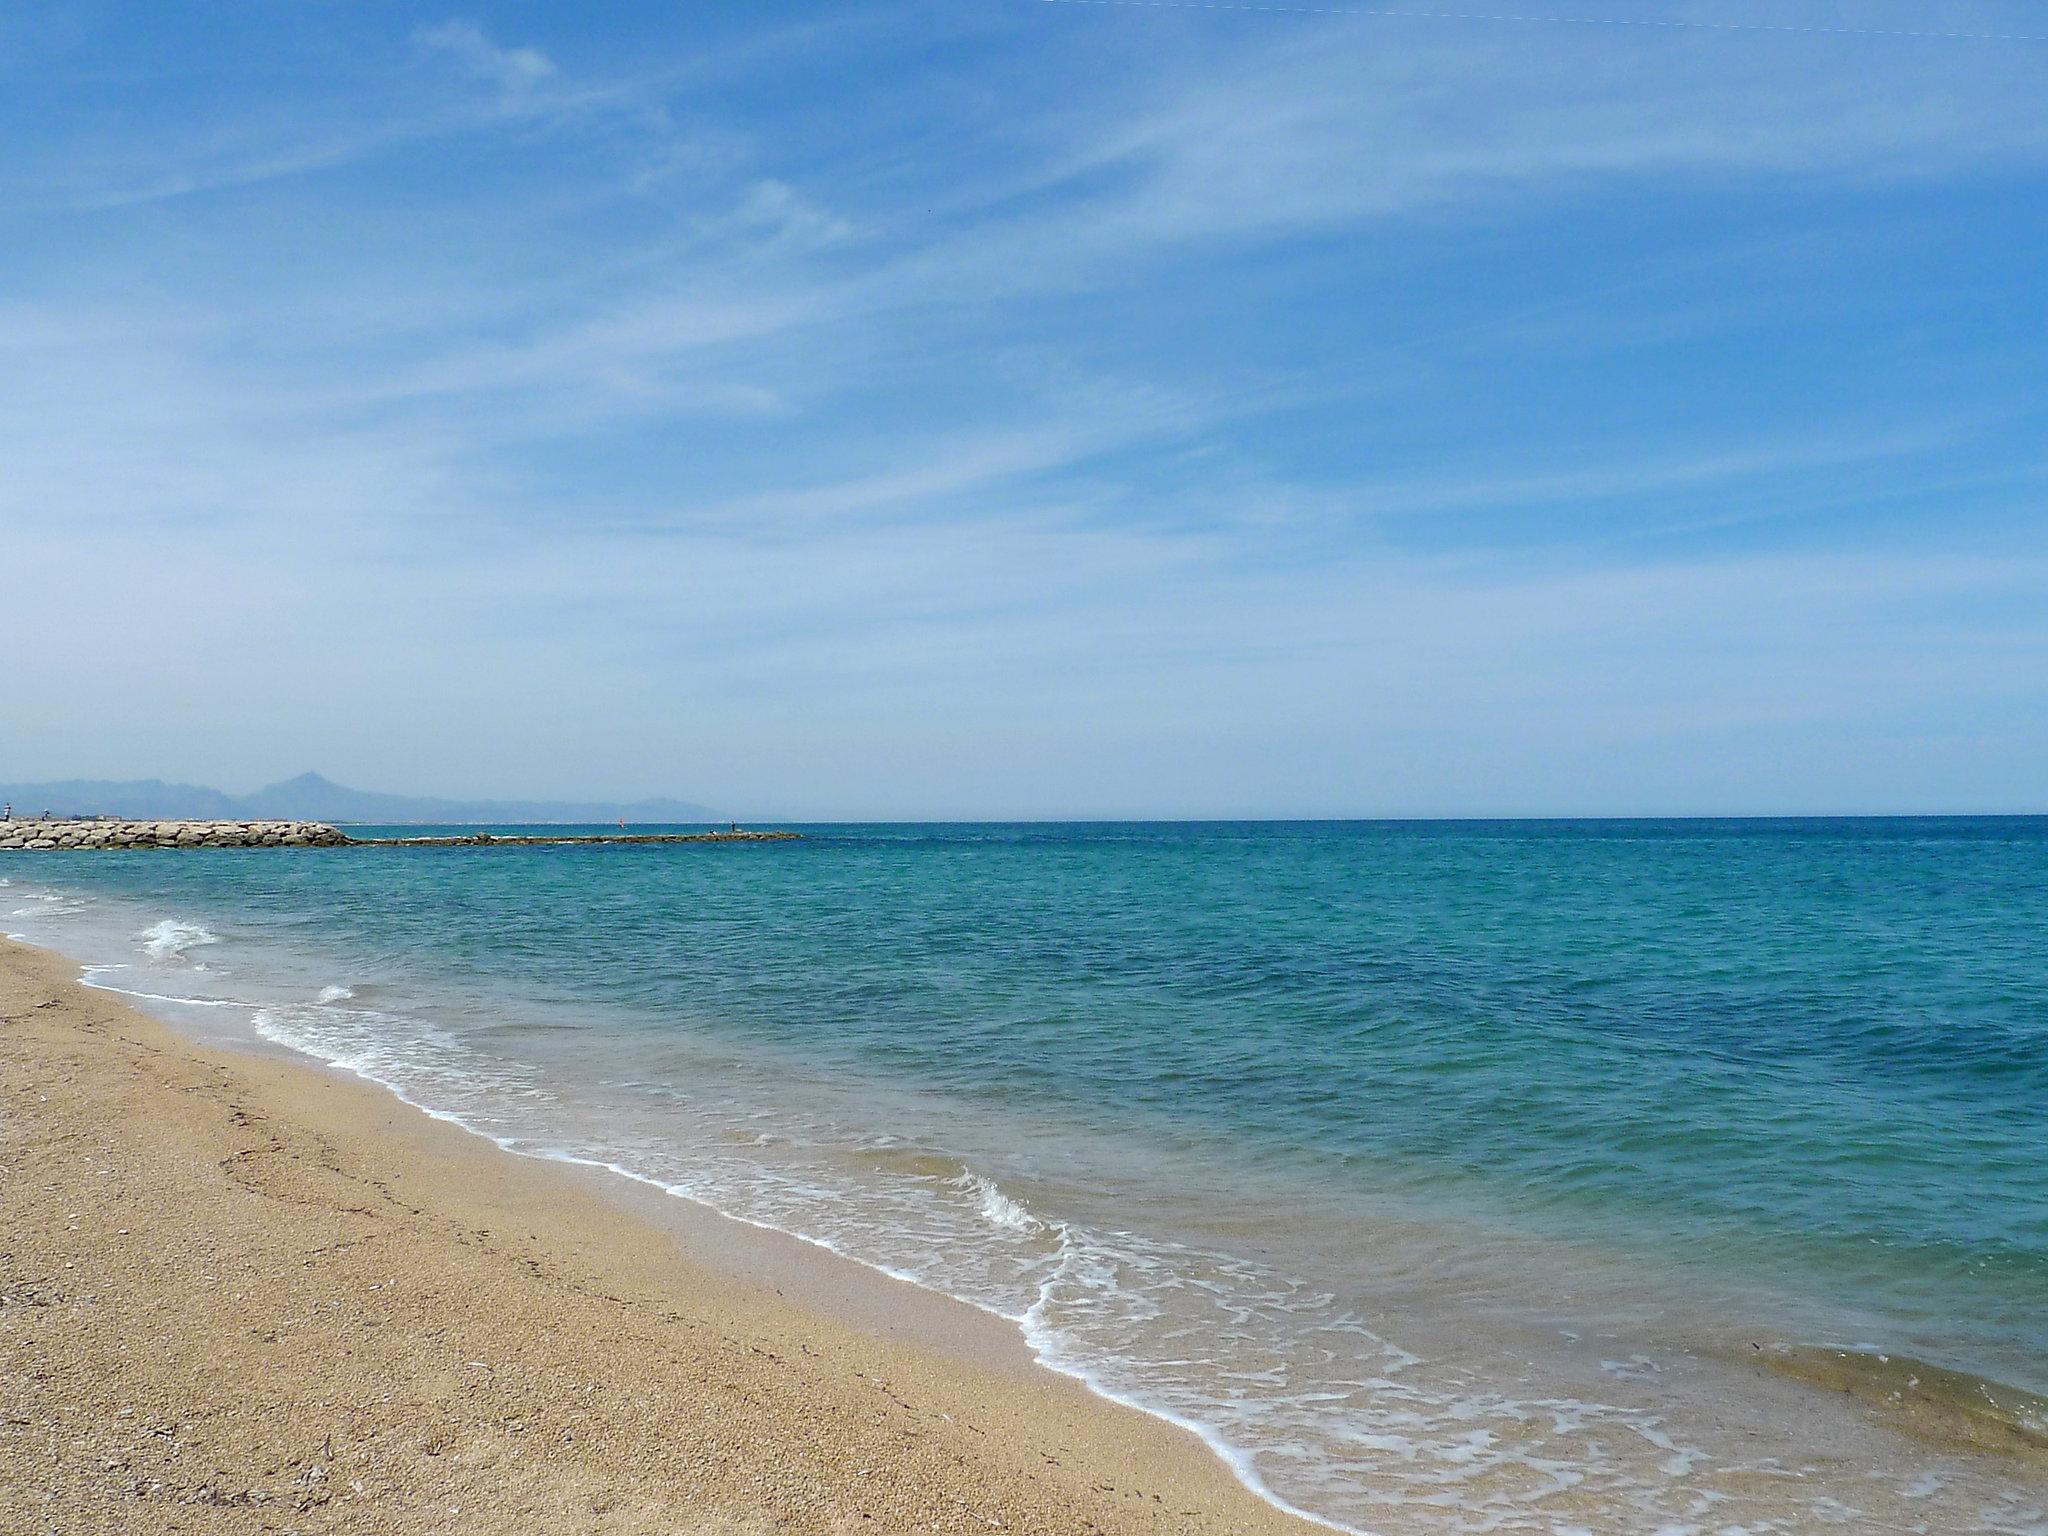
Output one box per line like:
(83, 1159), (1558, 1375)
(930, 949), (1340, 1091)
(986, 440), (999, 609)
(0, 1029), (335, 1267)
(6, 818), (2047, 1533)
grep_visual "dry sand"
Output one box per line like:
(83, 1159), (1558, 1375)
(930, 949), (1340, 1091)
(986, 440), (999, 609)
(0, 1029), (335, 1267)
(0, 935), (1312, 1536)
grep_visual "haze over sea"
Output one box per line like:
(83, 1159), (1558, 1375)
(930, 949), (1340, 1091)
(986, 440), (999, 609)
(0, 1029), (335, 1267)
(7, 816), (2046, 1533)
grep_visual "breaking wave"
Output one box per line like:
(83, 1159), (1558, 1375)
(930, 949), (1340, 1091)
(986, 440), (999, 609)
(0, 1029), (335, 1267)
(140, 919), (221, 963)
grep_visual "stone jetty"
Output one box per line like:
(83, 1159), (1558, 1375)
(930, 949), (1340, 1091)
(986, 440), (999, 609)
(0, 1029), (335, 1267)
(348, 830), (801, 847)
(0, 820), (799, 851)
(0, 819), (352, 850)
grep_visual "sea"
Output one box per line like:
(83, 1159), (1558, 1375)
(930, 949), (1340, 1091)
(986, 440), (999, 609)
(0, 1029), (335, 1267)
(5, 818), (2045, 1534)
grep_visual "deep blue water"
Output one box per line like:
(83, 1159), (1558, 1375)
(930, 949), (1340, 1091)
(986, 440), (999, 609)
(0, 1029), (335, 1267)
(9, 817), (2047, 1533)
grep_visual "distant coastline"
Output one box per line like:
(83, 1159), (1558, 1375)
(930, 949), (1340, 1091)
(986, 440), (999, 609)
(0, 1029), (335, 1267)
(0, 771), (716, 825)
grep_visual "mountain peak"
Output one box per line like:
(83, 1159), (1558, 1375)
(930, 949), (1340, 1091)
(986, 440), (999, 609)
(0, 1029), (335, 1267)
(268, 771), (340, 790)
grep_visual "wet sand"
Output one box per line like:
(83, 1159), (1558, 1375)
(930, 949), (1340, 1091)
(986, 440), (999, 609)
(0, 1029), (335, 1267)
(0, 935), (1309, 1535)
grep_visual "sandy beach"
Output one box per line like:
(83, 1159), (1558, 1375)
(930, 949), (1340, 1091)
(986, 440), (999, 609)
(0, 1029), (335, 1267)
(0, 934), (1309, 1536)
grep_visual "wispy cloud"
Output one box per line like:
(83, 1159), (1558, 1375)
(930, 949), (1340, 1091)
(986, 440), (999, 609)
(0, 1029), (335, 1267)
(11, 16), (678, 211)
(413, 19), (557, 96)
(964, 14), (2048, 275)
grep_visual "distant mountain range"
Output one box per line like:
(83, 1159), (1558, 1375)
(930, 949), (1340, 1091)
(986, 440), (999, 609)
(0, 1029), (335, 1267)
(0, 772), (716, 825)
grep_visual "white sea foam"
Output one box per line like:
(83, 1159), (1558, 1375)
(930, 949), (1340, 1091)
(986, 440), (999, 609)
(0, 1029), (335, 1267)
(956, 1170), (1044, 1233)
(316, 985), (355, 1004)
(140, 919), (220, 963)
(11, 889), (90, 920)
(84, 981), (246, 1008)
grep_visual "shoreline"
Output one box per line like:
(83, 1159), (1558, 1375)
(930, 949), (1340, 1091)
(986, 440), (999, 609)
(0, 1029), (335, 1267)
(0, 933), (1312, 1534)
(9, 879), (2047, 1535)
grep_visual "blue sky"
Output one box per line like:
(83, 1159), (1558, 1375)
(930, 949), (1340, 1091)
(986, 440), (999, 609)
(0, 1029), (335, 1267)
(2, 1), (2043, 817)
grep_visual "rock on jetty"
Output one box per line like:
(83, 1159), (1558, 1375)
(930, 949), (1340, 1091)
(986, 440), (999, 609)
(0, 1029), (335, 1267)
(0, 819), (350, 851)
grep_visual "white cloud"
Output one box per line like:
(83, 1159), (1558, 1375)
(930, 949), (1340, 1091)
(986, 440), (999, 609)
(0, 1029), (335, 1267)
(721, 179), (859, 249)
(414, 19), (556, 94)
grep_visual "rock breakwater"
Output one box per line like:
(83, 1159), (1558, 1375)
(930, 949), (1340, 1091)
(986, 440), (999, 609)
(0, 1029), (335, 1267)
(0, 819), (350, 850)
(350, 830), (802, 847)
(0, 821), (801, 851)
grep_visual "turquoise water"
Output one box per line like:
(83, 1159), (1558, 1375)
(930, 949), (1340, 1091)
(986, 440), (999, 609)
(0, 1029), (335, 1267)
(7, 818), (2047, 1533)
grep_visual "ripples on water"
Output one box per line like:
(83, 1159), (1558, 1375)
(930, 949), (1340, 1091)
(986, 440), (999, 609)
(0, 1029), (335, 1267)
(7, 819), (2048, 1534)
